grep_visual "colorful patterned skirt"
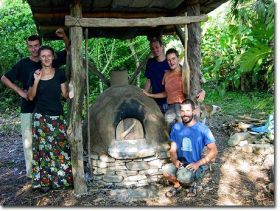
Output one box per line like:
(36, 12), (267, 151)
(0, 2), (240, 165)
(32, 113), (73, 189)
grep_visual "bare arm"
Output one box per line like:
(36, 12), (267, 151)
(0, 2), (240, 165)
(186, 142), (218, 172)
(170, 142), (182, 168)
(61, 83), (69, 99)
(144, 79), (151, 92)
(143, 90), (167, 98)
(1, 75), (27, 99)
(27, 70), (41, 101)
(202, 143), (218, 164)
(56, 28), (70, 51)
(197, 89), (206, 102)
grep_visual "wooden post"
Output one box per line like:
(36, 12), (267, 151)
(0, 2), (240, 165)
(67, 2), (87, 195)
(175, 3), (204, 104)
(182, 12), (190, 97)
(187, 3), (203, 104)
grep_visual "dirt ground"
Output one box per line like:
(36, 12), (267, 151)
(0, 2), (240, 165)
(0, 112), (274, 207)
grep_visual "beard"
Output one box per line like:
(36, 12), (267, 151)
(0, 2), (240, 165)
(181, 114), (194, 124)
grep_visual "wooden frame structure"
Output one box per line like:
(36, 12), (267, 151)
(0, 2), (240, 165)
(66, 2), (204, 195)
(27, 0), (228, 195)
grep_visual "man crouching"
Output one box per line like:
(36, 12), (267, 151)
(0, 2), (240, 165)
(162, 99), (218, 197)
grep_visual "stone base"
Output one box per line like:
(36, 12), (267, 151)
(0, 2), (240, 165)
(90, 150), (170, 188)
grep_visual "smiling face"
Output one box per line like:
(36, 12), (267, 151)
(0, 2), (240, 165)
(27, 40), (41, 58)
(150, 41), (164, 58)
(180, 103), (195, 125)
(166, 52), (180, 71)
(39, 49), (54, 68)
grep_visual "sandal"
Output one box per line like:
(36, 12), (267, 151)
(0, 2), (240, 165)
(186, 182), (197, 197)
(165, 186), (182, 197)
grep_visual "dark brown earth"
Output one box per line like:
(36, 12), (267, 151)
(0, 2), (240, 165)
(0, 112), (274, 207)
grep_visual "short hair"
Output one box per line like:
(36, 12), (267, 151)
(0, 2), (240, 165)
(181, 99), (195, 110)
(38, 45), (55, 56)
(149, 36), (163, 46)
(27, 35), (42, 45)
(166, 48), (179, 58)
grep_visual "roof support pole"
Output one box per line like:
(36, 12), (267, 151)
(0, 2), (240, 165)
(182, 12), (191, 97)
(176, 2), (204, 105)
(67, 1), (87, 195)
(187, 3), (203, 104)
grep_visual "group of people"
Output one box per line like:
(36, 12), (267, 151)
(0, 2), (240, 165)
(1, 28), (73, 193)
(143, 37), (218, 197)
(2, 31), (218, 197)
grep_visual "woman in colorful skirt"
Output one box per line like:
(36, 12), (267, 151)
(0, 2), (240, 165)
(27, 46), (73, 192)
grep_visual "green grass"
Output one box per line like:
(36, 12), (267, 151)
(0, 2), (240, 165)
(204, 84), (274, 117)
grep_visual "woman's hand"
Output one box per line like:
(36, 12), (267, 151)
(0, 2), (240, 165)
(197, 89), (205, 102)
(34, 69), (42, 81)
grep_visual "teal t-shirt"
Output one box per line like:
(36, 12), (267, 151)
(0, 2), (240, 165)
(170, 121), (215, 171)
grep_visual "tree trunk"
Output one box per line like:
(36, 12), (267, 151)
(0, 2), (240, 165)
(67, 2), (87, 195)
(128, 40), (140, 86)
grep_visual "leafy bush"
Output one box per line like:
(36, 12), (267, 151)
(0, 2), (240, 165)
(201, 0), (274, 93)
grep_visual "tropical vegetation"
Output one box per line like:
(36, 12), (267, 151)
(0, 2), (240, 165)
(0, 0), (274, 115)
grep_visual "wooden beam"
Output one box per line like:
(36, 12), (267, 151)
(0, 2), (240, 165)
(129, 53), (151, 85)
(175, 25), (185, 46)
(67, 2), (87, 195)
(34, 11), (169, 19)
(39, 26), (64, 30)
(85, 60), (110, 87)
(65, 15), (207, 27)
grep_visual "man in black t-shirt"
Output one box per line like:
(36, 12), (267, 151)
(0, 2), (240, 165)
(0, 28), (69, 179)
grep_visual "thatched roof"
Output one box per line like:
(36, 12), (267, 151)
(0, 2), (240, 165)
(27, 0), (227, 40)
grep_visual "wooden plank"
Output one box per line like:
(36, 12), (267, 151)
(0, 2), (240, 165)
(65, 15), (207, 27)
(67, 2), (87, 195)
(86, 60), (110, 86)
(34, 11), (169, 19)
(129, 53), (151, 85)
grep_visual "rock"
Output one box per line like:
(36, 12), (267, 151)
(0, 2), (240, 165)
(103, 173), (124, 183)
(126, 161), (149, 171)
(251, 144), (274, 156)
(148, 159), (162, 168)
(108, 139), (156, 159)
(268, 183), (274, 193)
(109, 186), (159, 202)
(263, 154), (274, 170)
(100, 154), (116, 162)
(228, 132), (252, 147)
(123, 175), (147, 182)
(239, 140), (249, 146)
(240, 145), (253, 153)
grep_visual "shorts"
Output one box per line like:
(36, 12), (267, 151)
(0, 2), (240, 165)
(162, 163), (204, 184)
(164, 103), (182, 131)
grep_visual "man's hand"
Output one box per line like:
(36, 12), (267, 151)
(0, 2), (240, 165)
(175, 160), (183, 168)
(18, 89), (27, 100)
(143, 90), (150, 97)
(186, 162), (200, 172)
(55, 27), (66, 38)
